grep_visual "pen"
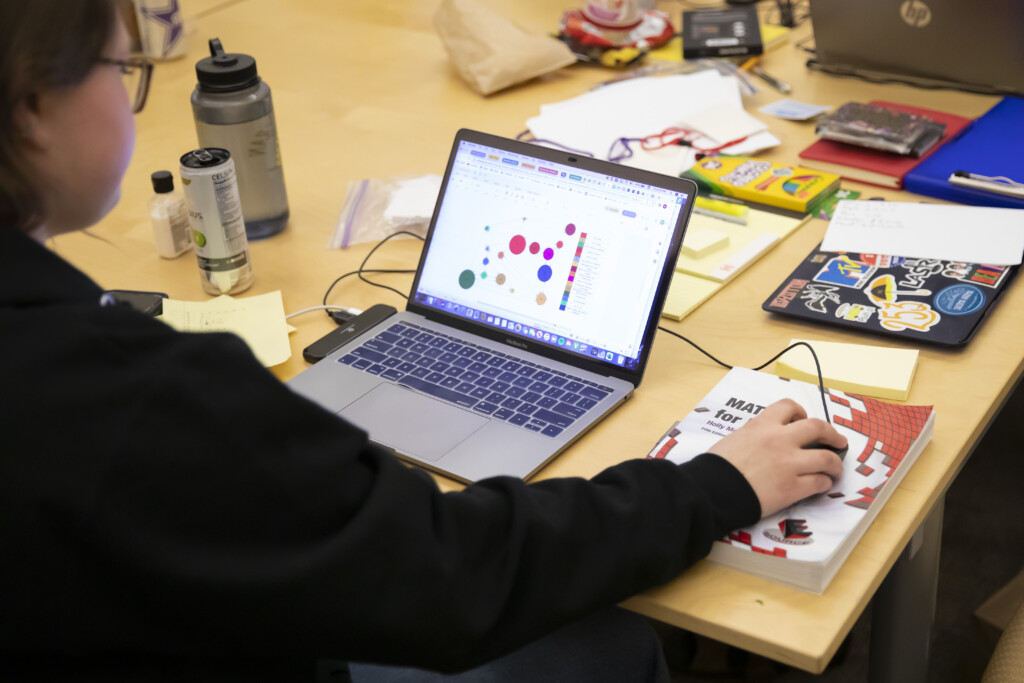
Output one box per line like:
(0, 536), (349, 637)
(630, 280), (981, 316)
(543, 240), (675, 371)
(750, 65), (792, 94)
(949, 170), (1024, 198)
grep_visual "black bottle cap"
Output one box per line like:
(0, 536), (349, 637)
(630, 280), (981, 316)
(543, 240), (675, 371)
(151, 170), (175, 193)
(195, 38), (260, 93)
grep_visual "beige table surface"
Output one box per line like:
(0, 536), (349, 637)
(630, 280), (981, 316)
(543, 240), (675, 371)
(54, 0), (1023, 673)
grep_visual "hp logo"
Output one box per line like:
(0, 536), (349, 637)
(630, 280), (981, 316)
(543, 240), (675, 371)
(900, 0), (932, 27)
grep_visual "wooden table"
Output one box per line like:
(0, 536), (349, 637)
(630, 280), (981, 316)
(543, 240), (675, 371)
(57, 1), (1024, 679)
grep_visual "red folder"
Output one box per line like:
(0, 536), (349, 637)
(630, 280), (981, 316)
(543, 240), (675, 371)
(798, 101), (972, 189)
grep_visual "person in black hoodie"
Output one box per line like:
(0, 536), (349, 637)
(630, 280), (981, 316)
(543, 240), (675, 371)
(0, 2), (845, 681)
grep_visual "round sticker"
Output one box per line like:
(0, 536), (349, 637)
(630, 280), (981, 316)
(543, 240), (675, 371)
(934, 284), (986, 316)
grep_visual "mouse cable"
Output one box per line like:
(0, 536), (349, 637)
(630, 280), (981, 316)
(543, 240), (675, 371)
(322, 268), (414, 307)
(657, 326), (832, 424)
(321, 231), (425, 316)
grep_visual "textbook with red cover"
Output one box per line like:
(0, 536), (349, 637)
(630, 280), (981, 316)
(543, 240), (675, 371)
(798, 101), (972, 189)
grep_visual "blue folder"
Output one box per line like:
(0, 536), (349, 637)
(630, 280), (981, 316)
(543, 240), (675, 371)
(904, 97), (1024, 209)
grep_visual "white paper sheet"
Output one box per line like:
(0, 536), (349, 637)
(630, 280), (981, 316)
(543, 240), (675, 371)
(682, 102), (767, 145)
(615, 130), (780, 176)
(525, 70), (778, 175)
(821, 201), (1024, 266)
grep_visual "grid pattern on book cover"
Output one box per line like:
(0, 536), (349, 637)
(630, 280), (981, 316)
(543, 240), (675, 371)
(719, 389), (931, 558)
(645, 368), (934, 590)
(832, 393), (932, 507)
(646, 369), (933, 561)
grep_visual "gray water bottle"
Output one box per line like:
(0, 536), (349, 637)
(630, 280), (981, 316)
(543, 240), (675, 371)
(191, 38), (289, 240)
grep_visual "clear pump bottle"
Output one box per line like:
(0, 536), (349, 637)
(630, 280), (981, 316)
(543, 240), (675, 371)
(149, 170), (192, 258)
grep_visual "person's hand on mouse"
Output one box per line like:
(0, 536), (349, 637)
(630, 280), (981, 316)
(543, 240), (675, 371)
(708, 398), (846, 517)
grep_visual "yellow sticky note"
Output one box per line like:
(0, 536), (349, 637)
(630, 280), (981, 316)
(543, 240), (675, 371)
(760, 24), (791, 51)
(159, 291), (292, 368)
(676, 210), (809, 284)
(660, 274), (721, 321)
(682, 227), (730, 258)
(773, 339), (919, 401)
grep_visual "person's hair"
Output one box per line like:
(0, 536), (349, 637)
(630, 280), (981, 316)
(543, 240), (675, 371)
(0, 0), (117, 234)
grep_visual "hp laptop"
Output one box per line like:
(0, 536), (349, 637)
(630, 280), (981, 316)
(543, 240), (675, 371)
(288, 129), (696, 483)
(809, 0), (1024, 95)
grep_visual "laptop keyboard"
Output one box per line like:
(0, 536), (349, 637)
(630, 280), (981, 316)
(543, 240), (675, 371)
(336, 322), (613, 438)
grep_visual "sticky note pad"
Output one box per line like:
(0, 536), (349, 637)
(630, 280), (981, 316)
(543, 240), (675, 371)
(773, 339), (919, 401)
(159, 292), (292, 368)
(661, 274), (721, 321)
(682, 227), (729, 258)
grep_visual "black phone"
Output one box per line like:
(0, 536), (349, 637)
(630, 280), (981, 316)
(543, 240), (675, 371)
(302, 304), (398, 363)
(101, 289), (169, 316)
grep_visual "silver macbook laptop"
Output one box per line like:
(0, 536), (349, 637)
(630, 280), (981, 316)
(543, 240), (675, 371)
(809, 0), (1024, 95)
(288, 129), (696, 483)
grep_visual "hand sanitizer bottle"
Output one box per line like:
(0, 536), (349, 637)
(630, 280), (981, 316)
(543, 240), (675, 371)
(149, 170), (193, 259)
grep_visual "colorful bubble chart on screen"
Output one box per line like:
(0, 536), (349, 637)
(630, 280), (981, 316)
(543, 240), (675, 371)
(458, 222), (577, 304)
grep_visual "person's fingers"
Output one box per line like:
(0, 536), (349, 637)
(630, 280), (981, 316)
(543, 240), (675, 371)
(797, 449), (845, 481)
(757, 398), (807, 425)
(784, 416), (849, 450)
(796, 473), (836, 499)
(706, 399), (850, 516)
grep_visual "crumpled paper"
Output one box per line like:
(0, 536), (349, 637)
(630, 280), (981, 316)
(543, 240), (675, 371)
(434, 0), (577, 95)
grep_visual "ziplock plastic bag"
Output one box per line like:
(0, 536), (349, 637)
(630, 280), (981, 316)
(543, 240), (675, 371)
(329, 175), (443, 249)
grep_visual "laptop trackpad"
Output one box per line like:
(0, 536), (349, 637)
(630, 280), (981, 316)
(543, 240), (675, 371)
(337, 383), (487, 462)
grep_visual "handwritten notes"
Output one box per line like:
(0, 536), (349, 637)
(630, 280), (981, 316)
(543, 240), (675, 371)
(159, 291), (292, 367)
(821, 200), (1024, 265)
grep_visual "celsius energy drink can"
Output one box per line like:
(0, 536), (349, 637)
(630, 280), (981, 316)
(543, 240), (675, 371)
(180, 148), (253, 295)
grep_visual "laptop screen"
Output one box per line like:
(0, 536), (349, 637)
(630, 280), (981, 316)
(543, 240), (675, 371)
(410, 134), (690, 373)
(809, 0), (1024, 95)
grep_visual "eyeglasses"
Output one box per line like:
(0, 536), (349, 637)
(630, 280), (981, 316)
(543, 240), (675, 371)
(98, 56), (153, 114)
(607, 127), (753, 164)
